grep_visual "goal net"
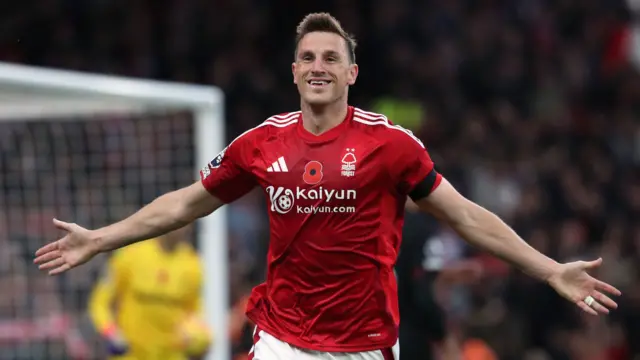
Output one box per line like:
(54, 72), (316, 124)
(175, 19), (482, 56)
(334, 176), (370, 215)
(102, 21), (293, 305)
(0, 62), (229, 360)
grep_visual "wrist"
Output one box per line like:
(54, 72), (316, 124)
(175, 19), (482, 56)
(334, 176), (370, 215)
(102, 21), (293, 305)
(101, 323), (119, 338)
(542, 261), (563, 283)
(91, 229), (109, 253)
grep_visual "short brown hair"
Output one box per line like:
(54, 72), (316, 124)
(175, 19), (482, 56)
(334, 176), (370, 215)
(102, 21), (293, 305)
(294, 13), (357, 64)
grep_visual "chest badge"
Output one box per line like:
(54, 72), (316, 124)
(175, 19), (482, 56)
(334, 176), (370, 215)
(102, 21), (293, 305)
(157, 270), (169, 284)
(341, 148), (356, 178)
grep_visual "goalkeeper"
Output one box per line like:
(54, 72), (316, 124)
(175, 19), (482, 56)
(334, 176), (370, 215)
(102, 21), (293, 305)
(88, 225), (212, 360)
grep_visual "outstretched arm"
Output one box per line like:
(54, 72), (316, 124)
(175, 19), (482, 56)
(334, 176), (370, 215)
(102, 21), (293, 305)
(415, 178), (559, 282)
(380, 115), (620, 315)
(93, 181), (221, 252)
(35, 181), (223, 274)
(414, 178), (621, 315)
(36, 135), (256, 275)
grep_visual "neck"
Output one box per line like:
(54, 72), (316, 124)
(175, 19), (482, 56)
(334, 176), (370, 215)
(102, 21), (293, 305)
(300, 98), (348, 135)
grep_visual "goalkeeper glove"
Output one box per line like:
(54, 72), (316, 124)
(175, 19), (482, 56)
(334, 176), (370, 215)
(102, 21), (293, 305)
(177, 316), (213, 357)
(102, 324), (129, 356)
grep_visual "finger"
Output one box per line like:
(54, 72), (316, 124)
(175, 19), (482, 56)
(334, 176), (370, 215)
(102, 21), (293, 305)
(577, 300), (598, 316)
(592, 290), (618, 309)
(34, 241), (59, 258)
(33, 250), (61, 265)
(53, 218), (72, 231)
(39, 257), (66, 271)
(589, 299), (609, 315)
(583, 257), (603, 269)
(49, 263), (72, 276)
(595, 280), (622, 296)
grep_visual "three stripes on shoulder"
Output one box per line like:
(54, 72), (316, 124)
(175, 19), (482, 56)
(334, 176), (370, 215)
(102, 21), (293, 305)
(267, 156), (288, 172)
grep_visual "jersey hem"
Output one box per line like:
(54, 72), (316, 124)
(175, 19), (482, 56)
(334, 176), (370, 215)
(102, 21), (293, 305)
(248, 315), (398, 353)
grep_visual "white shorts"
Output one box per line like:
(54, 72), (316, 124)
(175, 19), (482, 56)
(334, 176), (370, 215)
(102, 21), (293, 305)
(248, 327), (399, 360)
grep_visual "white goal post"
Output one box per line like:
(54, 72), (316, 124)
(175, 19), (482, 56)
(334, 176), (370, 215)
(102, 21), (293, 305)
(0, 61), (229, 360)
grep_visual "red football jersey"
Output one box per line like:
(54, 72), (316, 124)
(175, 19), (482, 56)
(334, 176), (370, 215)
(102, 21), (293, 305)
(200, 106), (442, 352)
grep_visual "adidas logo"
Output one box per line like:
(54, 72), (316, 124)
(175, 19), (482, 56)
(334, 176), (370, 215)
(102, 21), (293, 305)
(267, 157), (288, 172)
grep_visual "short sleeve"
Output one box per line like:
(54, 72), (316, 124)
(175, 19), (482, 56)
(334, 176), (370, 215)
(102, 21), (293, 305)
(199, 136), (257, 203)
(387, 128), (442, 200)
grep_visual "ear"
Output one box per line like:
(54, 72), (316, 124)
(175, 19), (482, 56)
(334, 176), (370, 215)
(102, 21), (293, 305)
(292, 62), (297, 84)
(347, 63), (359, 86)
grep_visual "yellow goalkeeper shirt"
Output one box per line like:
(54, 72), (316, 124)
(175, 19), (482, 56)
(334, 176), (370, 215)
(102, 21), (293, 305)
(88, 239), (204, 360)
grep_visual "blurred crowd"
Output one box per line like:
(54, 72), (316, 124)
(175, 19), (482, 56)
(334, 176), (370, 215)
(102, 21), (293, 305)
(0, 0), (639, 359)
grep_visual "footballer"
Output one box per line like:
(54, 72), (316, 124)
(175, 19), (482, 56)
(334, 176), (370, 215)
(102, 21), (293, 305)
(88, 226), (211, 360)
(37, 12), (620, 360)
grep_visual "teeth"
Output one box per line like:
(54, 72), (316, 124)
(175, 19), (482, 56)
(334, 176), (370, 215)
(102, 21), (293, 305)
(309, 80), (329, 85)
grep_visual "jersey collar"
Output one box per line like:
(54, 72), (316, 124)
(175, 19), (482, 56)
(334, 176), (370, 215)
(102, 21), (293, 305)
(296, 106), (354, 144)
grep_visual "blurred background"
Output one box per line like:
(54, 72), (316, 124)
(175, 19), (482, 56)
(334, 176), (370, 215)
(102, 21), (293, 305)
(0, 0), (639, 359)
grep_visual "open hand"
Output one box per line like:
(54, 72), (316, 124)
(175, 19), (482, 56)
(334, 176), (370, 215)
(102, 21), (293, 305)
(547, 258), (621, 315)
(33, 218), (100, 275)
